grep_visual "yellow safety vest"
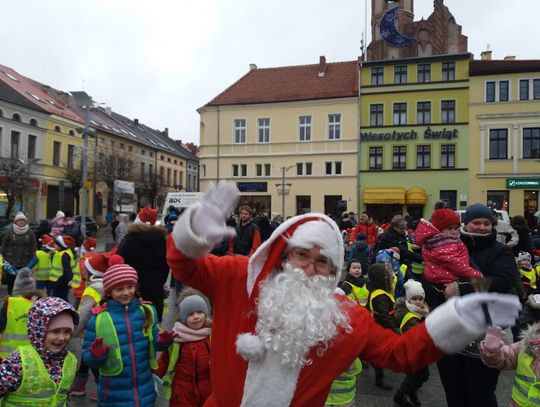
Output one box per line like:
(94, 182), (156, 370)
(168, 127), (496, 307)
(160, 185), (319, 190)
(399, 311), (421, 334)
(369, 289), (395, 316)
(511, 351), (540, 406)
(163, 342), (181, 400)
(33, 250), (52, 282)
(95, 304), (158, 376)
(49, 250), (81, 288)
(1, 346), (76, 407)
(0, 297), (32, 358)
(343, 281), (369, 306)
(325, 358), (362, 405)
(78, 286), (102, 311)
(520, 268), (538, 290)
(0, 255), (3, 283)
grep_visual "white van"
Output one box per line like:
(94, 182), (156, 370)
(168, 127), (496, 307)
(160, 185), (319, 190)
(455, 209), (510, 223)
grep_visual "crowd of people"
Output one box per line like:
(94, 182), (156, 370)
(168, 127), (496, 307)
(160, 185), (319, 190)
(0, 186), (535, 406)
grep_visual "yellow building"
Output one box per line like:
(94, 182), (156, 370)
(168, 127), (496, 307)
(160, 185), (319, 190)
(469, 54), (540, 221)
(359, 53), (471, 223)
(198, 58), (359, 218)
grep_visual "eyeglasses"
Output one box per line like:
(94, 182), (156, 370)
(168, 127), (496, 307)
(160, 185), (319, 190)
(287, 248), (334, 275)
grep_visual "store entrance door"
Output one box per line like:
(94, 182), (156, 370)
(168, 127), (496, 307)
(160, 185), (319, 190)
(524, 190), (539, 228)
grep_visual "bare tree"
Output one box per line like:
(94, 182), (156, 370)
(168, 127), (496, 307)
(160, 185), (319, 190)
(94, 144), (135, 209)
(0, 158), (37, 219)
(135, 172), (162, 208)
(64, 165), (83, 214)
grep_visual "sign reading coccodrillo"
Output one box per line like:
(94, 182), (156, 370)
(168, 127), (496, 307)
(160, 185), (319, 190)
(360, 127), (459, 142)
(506, 178), (540, 188)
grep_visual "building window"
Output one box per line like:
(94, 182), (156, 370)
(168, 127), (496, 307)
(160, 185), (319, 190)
(141, 149), (146, 155)
(128, 146), (133, 152)
(258, 118), (270, 143)
(370, 104), (384, 126)
(393, 103), (407, 125)
(369, 147), (383, 170)
(29, 118), (38, 127)
(441, 100), (456, 124)
(299, 115), (312, 141)
(442, 62), (455, 81)
(486, 81), (496, 102)
(140, 162), (145, 181)
(255, 163), (271, 177)
(489, 129), (508, 159)
(418, 64), (431, 83)
(174, 170), (178, 187)
(325, 161), (342, 175)
(234, 119), (246, 144)
(392, 146), (406, 169)
(232, 164), (247, 177)
(416, 145), (431, 168)
(54, 125), (61, 133)
(499, 81), (509, 102)
(10, 131), (20, 159)
(371, 67), (384, 85)
(296, 162), (312, 176)
(487, 190), (509, 212)
(53, 141), (61, 166)
(67, 145), (75, 169)
(328, 114), (341, 140)
(523, 127), (540, 159)
(149, 164), (153, 177)
(120, 143), (125, 150)
(27, 135), (36, 160)
(12, 113), (21, 122)
(534, 79), (540, 100)
(520, 79), (529, 100)
(159, 167), (164, 184)
(394, 65), (407, 84)
(417, 101), (431, 125)
(166, 168), (170, 186)
(441, 144), (455, 168)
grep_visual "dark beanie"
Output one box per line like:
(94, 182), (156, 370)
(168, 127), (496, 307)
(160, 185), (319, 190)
(462, 203), (494, 225)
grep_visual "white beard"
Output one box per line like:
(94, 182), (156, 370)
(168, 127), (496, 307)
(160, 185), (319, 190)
(255, 262), (351, 369)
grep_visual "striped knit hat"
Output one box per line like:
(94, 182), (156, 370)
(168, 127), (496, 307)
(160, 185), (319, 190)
(103, 256), (138, 294)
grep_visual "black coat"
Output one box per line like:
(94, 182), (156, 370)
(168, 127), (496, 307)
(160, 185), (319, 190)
(377, 227), (423, 263)
(117, 223), (169, 320)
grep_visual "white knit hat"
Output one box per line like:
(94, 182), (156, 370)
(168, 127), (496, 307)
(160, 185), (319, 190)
(14, 212), (27, 222)
(56, 210), (65, 218)
(404, 280), (425, 301)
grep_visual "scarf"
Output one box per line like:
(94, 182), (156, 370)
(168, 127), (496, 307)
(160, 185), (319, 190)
(173, 321), (211, 343)
(13, 223), (29, 235)
(405, 301), (429, 318)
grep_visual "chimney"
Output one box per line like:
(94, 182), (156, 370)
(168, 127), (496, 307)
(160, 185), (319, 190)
(249, 63), (257, 71)
(163, 127), (169, 137)
(133, 118), (139, 125)
(318, 55), (327, 77)
(504, 55), (516, 60)
(105, 106), (112, 115)
(481, 50), (492, 60)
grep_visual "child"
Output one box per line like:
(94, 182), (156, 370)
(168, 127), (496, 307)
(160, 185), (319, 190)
(0, 268), (44, 358)
(50, 210), (68, 237)
(415, 208), (483, 307)
(82, 258), (176, 406)
(70, 252), (110, 400)
(0, 297), (79, 405)
(347, 232), (370, 271)
(73, 237), (98, 309)
(155, 289), (212, 406)
(367, 262), (398, 390)
(34, 234), (55, 293)
(516, 251), (538, 296)
(480, 320), (540, 407)
(339, 259), (369, 306)
(394, 280), (430, 407)
(49, 235), (79, 301)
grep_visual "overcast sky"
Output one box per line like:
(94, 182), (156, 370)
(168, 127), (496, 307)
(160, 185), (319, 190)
(1, 0), (536, 144)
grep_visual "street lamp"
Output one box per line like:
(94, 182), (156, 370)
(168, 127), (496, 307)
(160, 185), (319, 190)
(276, 165), (294, 218)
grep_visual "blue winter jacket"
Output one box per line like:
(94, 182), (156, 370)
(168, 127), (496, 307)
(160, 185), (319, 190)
(82, 298), (167, 407)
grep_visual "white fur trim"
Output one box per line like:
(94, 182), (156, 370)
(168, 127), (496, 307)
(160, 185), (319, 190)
(240, 348), (300, 407)
(56, 235), (67, 249)
(171, 204), (214, 259)
(425, 297), (484, 354)
(236, 333), (266, 362)
(247, 213), (342, 296)
(85, 258), (104, 277)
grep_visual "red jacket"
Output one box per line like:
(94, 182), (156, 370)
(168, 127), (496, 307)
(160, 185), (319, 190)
(349, 222), (379, 247)
(166, 235), (444, 407)
(156, 338), (211, 407)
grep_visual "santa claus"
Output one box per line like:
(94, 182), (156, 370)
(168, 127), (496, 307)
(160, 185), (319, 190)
(166, 181), (520, 407)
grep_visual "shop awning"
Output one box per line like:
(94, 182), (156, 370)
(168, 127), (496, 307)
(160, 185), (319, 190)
(363, 188), (406, 204)
(406, 187), (428, 205)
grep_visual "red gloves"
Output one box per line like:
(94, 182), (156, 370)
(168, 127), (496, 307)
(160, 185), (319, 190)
(89, 337), (110, 358)
(157, 330), (177, 344)
(483, 326), (504, 352)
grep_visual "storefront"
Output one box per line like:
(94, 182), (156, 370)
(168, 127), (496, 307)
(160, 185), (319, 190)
(236, 182), (272, 215)
(363, 187), (428, 224)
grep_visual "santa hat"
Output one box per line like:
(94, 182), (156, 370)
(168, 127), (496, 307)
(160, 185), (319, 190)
(246, 213), (343, 299)
(404, 280), (425, 301)
(431, 208), (460, 232)
(84, 253), (111, 278)
(56, 210), (65, 218)
(39, 234), (55, 251)
(103, 256), (138, 294)
(134, 207), (158, 225)
(14, 212), (27, 223)
(81, 237), (97, 254)
(55, 235), (76, 250)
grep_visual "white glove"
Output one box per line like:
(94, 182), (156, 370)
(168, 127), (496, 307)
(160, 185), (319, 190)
(455, 292), (521, 330)
(192, 180), (240, 245)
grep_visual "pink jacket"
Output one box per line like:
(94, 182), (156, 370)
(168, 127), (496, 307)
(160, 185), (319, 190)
(50, 217), (74, 237)
(415, 219), (482, 284)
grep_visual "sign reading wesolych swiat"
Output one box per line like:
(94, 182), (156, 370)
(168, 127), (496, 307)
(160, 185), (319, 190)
(506, 178), (540, 189)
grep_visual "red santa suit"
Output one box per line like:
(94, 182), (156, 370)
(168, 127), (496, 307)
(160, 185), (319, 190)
(167, 210), (483, 407)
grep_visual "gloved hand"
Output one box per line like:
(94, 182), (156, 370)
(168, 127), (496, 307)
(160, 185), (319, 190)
(483, 325), (504, 352)
(191, 180), (240, 245)
(455, 293), (521, 330)
(2, 261), (17, 276)
(157, 330), (177, 344)
(89, 337), (110, 359)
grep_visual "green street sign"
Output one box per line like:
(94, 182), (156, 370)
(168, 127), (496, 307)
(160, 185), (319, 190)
(506, 178), (540, 189)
